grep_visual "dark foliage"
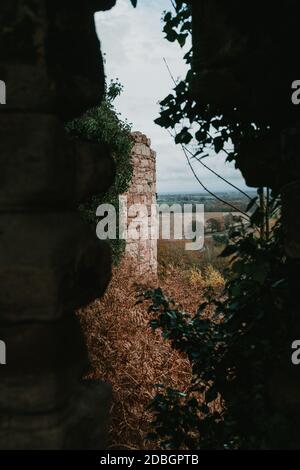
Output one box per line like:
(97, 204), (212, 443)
(146, 0), (291, 449)
(144, 205), (290, 449)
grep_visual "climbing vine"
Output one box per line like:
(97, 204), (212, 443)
(66, 79), (133, 264)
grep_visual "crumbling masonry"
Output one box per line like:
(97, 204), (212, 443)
(122, 132), (157, 280)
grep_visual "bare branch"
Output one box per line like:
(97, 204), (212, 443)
(163, 58), (178, 85)
(162, 57), (253, 213)
(183, 145), (253, 201)
(180, 143), (250, 220)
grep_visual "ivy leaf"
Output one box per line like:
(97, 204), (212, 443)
(195, 129), (207, 142)
(177, 32), (188, 47)
(221, 129), (229, 141)
(226, 152), (235, 162)
(160, 94), (174, 107)
(163, 24), (178, 42)
(232, 260), (244, 275)
(253, 268), (268, 284)
(220, 244), (238, 257)
(205, 387), (218, 403)
(154, 114), (174, 128)
(175, 81), (186, 94)
(175, 127), (193, 144)
(213, 136), (224, 153)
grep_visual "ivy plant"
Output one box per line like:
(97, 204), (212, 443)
(66, 79), (133, 264)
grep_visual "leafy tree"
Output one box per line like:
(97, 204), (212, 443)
(144, 0), (290, 449)
(224, 213), (234, 230)
(206, 218), (222, 233)
(155, 1), (271, 174)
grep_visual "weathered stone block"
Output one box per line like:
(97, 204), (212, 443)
(65, 380), (112, 450)
(0, 114), (115, 209)
(0, 1), (113, 118)
(0, 316), (88, 413)
(0, 213), (112, 322)
(0, 64), (55, 112)
(0, 380), (112, 450)
(0, 114), (75, 209)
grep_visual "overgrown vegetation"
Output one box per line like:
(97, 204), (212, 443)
(145, 202), (290, 449)
(78, 254), (224, 450)
(144, 0), (290, 449)
(158, 239), (228, 278)
(66, 79), (133, 264)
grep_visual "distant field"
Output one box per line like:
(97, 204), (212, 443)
(157, 191), (255, 213)
(158, 211), (244, 240)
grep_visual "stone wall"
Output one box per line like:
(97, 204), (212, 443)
(123, 132), (157, 280)
(0, 0), (116, 450)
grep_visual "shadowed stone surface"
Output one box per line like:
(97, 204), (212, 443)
(0, 0), (116, 450)
(191, 0), (300, 447)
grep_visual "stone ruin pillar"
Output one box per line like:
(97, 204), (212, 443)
(0, 0), (117, 449)
(123, 132), (157, 280)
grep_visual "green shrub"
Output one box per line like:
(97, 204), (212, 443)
(66, 79), (133, 265)
(144, 202), (290, 449)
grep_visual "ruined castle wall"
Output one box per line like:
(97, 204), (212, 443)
(123, 132), (157, 279)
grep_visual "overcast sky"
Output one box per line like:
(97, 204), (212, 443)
(95, 0), (248, 194)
